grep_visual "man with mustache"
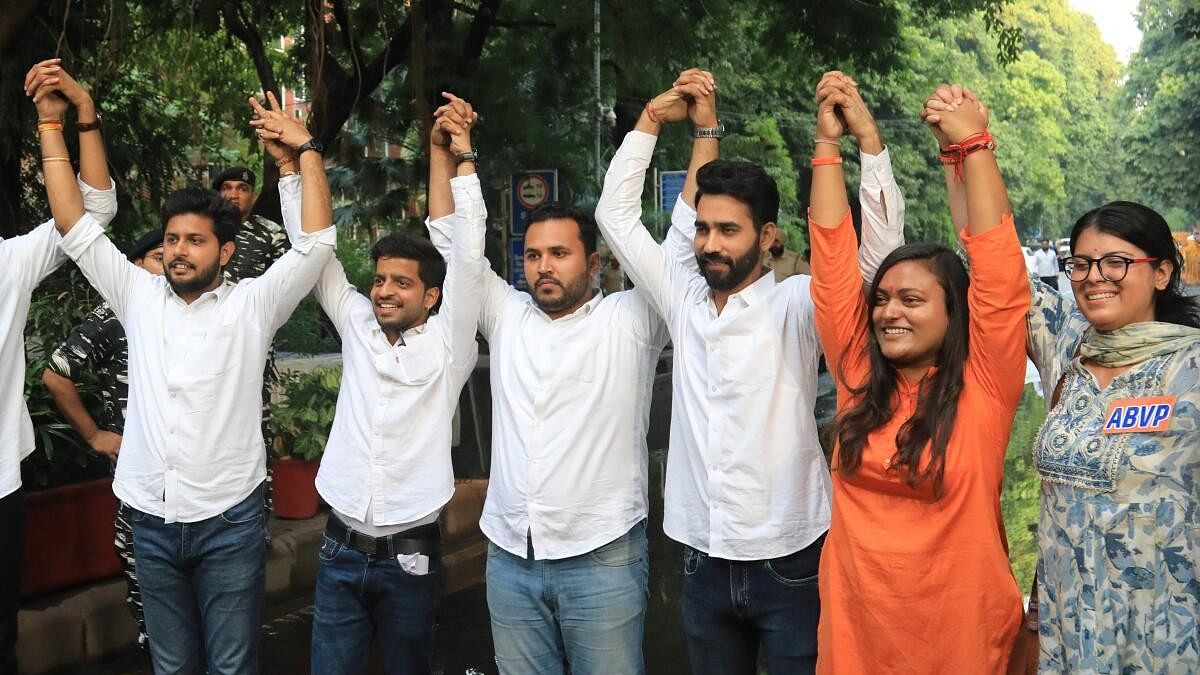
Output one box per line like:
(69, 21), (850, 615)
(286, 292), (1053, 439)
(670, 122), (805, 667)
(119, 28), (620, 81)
(424, 107), (693, 675)
(273, 93), (486, 675)
(594, 70), (904, 674)
(32, 60), (335, 673)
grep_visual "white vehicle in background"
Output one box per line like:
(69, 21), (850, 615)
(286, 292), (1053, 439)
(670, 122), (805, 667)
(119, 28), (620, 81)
(1057, 237), (1071, 259)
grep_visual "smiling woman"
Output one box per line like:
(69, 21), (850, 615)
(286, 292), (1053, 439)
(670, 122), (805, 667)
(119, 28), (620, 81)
(808, 78), (1029, 674)
(1026, 201), (1200, 673)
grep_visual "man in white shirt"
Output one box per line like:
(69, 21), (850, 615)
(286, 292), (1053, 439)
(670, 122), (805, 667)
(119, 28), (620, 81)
(275, 95), (486, 675)
(594, 70), (904, 675)
(4, 58), (117, 675)
(425, 124), (681, 675)
(1032, 238), (1060, 290)
(36, 76), (335, 675)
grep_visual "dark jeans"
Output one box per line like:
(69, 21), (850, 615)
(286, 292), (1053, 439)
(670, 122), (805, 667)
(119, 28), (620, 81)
(1039, 275), (1059, 291)
(311, 522), (442, 675)
(0, 488), (23, 675)
(131, 483), (267, 675)
(681, 533), (824, 675)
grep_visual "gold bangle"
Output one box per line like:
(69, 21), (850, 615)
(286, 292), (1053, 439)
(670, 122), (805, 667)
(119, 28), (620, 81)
(814, 138), (840, 147)
(279, 170), (299, 177)
(41, 157), (71, 163)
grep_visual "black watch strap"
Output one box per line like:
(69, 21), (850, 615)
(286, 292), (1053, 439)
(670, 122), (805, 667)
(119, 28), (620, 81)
(454, 149), (479, 166)
(297, 138), (324, 156)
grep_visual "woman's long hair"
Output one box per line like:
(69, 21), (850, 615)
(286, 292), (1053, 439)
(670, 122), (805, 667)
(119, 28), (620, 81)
(832, 244), (971, 497)
(1070, 201), (1200, 328)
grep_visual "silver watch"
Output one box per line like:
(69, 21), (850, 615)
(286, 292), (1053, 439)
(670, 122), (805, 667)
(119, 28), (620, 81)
(694, 122), (726, 140)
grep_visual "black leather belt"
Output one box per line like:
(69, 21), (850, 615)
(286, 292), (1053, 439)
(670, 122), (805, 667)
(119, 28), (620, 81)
(325, 513), (440, 558)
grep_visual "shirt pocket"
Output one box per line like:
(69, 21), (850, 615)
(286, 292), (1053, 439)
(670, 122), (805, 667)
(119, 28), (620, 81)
(719, 333), (777, 390)
(386, 341), (443, 386)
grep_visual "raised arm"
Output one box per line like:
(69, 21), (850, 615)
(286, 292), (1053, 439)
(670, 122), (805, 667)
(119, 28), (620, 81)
(24, 62), (118, 231)
(246, 92), (337, 332)
(808, 73), (870, 381)
(28, 60), (84, 234)
(921, 85), (988, 234)
(595, 70), (714, 318)
(28, 61), (142, 314)
(659, 70), (720, 266)
(425, 95), (509, 338)
(432, 95), (487, 375)
(839, 79), (906, 283)
(925, 86), (1029, 402)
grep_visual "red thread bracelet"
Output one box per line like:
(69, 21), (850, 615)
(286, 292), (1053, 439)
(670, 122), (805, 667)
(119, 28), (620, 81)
(939, 130), (996, 179)
(811, 156), (843, 167)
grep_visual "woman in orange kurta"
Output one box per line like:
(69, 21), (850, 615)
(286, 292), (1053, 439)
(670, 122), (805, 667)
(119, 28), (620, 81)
(807, 77), (1029, 673)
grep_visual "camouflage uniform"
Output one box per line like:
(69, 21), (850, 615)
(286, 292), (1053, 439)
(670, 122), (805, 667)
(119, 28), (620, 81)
(225, 214), (291, 515)
(47, 304), (148, 652)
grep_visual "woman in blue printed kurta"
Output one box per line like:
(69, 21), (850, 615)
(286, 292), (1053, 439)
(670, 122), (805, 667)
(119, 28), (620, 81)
(1026, 202), (1199, 673)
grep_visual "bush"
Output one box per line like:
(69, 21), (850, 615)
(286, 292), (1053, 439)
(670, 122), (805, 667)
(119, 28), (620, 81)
(20, 266), (112, 490)
(1001, 384), (1049, 592)
(267, 366), (341, 461)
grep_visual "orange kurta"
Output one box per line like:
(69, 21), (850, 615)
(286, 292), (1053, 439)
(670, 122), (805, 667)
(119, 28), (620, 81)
(809, 213), (1030, 674)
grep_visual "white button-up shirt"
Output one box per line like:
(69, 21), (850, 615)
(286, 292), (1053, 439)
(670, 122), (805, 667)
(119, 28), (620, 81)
(58, 205), (336, 523)
(1032, 247), (1059, 278)
(595, 131), (906, 560)
(278, 174), (486, 527)
(426, 217), (670, 560)
(0, 178), (117, 499)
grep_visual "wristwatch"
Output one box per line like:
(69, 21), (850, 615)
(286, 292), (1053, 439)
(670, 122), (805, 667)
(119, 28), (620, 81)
(694, 122), (726, 140)
(76, 114), (103, 133)
(454, 149), (479, 166)
(297, 138), (324, 156)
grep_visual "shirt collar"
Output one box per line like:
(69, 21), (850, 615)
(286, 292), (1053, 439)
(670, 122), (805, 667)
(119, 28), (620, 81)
(697, 267), (776, 307)
(169, 278), (234, 306)
(373, 320), (429, 346)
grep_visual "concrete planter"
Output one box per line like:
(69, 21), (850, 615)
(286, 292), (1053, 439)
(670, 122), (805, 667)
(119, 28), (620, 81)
(22, 477), (121, 598)
(272, 457), (321, 519)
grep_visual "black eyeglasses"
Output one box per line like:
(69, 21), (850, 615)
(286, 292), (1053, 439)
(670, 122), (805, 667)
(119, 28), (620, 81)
(1062, 255), (1159, 282)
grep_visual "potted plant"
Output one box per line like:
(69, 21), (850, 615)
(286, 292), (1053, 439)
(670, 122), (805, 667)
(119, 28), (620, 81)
(268, 366), (340, 519)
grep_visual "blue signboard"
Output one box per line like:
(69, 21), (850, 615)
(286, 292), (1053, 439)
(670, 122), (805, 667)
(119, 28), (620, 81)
(510, 170), (558, 237)
(509, 238), (527, 289)
(659, 170), (687, 213)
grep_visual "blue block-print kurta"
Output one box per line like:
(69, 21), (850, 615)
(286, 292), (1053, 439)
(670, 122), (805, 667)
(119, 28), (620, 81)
(1027, 279), (1199, 674)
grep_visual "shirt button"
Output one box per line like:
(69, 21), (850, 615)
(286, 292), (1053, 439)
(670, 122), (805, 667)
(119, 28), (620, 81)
(711, 385), (718, 393)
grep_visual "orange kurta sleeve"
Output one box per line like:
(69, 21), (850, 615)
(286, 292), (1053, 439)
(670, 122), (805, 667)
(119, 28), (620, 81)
(959, 215), (1031, 413)
(809, 210), (869, 394)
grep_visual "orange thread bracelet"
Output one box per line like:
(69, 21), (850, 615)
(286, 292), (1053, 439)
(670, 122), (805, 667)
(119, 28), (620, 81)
(811, 156), (843, 167)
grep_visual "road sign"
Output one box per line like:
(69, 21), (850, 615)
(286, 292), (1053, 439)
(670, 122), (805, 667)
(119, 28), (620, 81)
(509, 238), (527, 289)
(658, 170), (687, 213)
(510, 170), (558, 237)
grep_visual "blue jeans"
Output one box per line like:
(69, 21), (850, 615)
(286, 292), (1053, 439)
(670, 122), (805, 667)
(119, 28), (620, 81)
(486, 520), (649, 675)
(130, 483), (267, 675)
(310, 526), (442, 675)
(681, 533), (824, 675)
